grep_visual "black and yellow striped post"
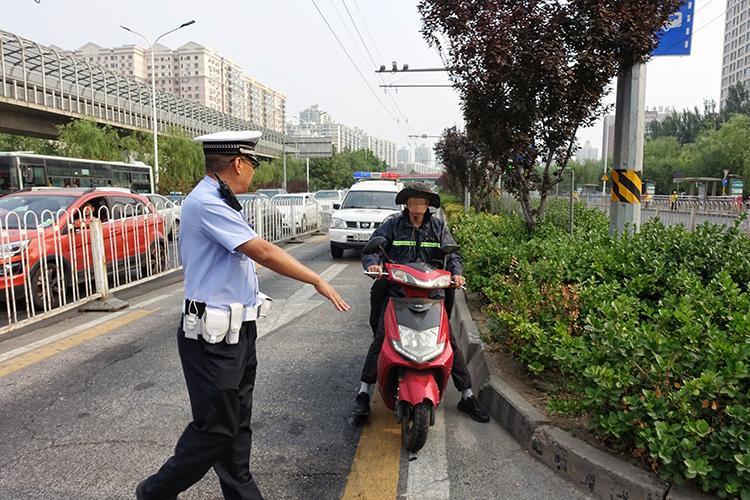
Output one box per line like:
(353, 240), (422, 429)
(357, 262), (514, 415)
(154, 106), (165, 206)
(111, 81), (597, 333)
(610, 169), (643, 205)
(609, 62), (646, 236)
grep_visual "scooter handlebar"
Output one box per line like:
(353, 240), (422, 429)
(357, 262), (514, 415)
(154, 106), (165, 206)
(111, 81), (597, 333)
(363, 270), (388, 278)
(363, 270), (467, 289)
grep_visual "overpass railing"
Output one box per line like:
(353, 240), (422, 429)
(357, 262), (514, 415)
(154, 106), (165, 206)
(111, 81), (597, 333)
(0, 29), (285, 156)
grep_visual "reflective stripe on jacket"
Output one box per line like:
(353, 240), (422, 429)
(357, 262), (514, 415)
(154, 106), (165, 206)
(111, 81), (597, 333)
(361, 209), (464, 279)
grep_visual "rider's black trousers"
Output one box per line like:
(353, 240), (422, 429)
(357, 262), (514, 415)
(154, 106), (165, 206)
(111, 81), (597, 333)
(138, 321), (264, 500)
(362, 280), (471, 391)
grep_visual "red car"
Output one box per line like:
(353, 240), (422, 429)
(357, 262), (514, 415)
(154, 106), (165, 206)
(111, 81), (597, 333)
(0, 187), (167, 310)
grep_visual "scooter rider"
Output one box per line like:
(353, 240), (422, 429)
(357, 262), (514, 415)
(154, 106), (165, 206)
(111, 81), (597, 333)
(353, 182), (489, 423)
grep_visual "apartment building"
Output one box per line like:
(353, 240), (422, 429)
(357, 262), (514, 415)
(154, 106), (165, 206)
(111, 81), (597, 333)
(721, 0), (750, 106)
(69, 41), (286, 133)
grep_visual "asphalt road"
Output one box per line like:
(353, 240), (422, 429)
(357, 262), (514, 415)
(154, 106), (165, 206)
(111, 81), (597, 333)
(0, 234), (593, 500)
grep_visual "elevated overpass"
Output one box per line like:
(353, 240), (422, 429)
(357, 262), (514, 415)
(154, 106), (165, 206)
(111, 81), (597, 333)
(0, 30), (291, 159)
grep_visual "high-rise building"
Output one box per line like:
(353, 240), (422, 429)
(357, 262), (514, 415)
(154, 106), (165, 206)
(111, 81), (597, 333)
(68, 41), (286, 133)
(721, 0), (750, 106)
(414, 144), (433, 168)
(286, 105), (396, 166)
(396, 147), (412, 166)
(577, 141), (599, 162)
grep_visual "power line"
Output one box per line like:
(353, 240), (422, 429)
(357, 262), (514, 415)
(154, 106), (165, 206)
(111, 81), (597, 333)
(340, 0), (416, 147)
(310, 0), (407, 132)
(348, 0), (419, 148)
(316, 0), (413, 148)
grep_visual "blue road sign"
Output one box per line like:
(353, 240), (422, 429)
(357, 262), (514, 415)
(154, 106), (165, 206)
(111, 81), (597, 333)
(653, 1), (695, 56)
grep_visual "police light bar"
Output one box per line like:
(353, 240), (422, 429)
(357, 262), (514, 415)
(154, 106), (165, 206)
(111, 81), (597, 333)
(352, 171), (400, 180)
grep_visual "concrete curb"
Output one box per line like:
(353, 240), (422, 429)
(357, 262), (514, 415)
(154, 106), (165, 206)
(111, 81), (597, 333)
(450, 288), (716, 500)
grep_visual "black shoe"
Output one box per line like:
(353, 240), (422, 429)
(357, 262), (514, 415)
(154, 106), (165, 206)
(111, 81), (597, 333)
(353, 392), (371, 418)
(457, 396), (490, 423)
(135, 479), (146, 500)
(135, 479), (176, 500)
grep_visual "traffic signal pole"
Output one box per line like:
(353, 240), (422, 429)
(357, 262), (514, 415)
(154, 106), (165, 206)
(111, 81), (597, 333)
(609, 62), (646, 236)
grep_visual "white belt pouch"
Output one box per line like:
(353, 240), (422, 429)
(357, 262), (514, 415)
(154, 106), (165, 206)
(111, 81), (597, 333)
(201, 303), (242, 344)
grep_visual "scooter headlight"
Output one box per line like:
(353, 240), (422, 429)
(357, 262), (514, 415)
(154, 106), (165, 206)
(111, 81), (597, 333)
(391, 325), (444, 363)
(389, 269), (451, 289)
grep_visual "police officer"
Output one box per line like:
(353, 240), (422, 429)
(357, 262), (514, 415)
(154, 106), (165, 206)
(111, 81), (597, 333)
(136, 131), (350, 500)
(353, 183), (489, 423)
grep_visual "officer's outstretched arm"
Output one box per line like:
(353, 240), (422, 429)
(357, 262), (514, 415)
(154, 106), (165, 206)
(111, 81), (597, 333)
(236, 238), (350, 312)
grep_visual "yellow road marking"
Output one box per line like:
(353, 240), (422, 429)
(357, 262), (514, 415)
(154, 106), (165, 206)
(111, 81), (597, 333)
(0, 308), (157, 378)
(342, 392), (402, 500)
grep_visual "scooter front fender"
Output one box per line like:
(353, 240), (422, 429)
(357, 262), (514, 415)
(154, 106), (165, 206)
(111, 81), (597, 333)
(398, 370), (440, 407)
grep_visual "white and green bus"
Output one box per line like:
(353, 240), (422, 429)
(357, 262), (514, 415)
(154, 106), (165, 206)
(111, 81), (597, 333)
(0, 153), (154, 195)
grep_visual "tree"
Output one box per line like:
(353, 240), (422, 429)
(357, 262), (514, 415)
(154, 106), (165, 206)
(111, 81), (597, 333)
(680, 114), (750, 188)
(157, 130), (204, 194)
(419, 0), (682, 232)
(434, 126), (497, 211)
(0, 133), (57, 155)
(643, 136), (683, 194)
(647, 100), (721, 145)
(722, 81), (750, 119)
(56, 119), (122, 161)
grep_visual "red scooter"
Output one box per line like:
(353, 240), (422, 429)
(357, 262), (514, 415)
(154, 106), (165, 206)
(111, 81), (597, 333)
(362, 236), (460, 452)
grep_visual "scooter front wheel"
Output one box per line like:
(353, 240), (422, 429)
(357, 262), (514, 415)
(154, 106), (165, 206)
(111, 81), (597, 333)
(401, 402), (430, 452)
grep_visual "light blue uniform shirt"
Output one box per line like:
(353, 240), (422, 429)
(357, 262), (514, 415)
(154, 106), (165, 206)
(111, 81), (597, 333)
(179, 176), (259, 308)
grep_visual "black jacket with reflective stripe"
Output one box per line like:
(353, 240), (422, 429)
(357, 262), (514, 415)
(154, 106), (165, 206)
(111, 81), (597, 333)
(361, 209), (464, 279)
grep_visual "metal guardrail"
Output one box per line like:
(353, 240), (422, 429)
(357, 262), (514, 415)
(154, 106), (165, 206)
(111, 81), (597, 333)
(576, 194), (750, 235)
(0, 29), (286, 157)
(0, 198), (328, 335)
(494, 193), (750, 235)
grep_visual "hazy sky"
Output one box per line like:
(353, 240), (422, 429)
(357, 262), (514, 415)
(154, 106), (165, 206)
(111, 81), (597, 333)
(4, 1), (728, 157)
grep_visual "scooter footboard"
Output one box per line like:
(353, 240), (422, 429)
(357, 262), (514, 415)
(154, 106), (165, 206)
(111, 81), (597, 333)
(398, 370), (440, 406)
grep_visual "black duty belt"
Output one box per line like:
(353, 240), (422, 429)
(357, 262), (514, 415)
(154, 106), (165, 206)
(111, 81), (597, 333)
(183, 299), (206, 317)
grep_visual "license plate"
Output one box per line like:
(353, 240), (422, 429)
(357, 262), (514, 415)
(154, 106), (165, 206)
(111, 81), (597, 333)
(355, 233), (370, 242)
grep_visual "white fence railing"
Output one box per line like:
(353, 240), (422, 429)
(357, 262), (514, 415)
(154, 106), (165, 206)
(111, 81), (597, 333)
(576, 194), (750, 235)
(0, 196), (328, 335)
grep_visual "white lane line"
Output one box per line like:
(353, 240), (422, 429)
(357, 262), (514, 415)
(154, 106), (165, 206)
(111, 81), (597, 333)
(285, 263), (348, 303)
(133, 291), (181, 308)
(256, 263), (349, 337)
(405, 403), (450, 499)
(0, 309), (132, 364)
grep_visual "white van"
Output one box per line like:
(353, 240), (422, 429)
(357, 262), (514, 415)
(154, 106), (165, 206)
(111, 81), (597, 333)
(328, 177), (404, 258)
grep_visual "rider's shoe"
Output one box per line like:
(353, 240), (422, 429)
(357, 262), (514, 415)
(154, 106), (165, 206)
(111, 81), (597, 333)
(352, 392), (371, 418)
(457, 395), (490, 423)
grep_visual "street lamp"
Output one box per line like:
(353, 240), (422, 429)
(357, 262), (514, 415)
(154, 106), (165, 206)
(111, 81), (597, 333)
(120, 20), (195, 192)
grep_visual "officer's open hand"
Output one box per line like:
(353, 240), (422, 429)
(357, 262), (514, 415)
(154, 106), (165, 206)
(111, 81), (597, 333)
(452, 275), (466, 288)
(315, 279), (350, 312)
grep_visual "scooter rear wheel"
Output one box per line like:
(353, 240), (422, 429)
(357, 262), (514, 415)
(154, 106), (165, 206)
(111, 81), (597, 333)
(401, 402), (430, 452)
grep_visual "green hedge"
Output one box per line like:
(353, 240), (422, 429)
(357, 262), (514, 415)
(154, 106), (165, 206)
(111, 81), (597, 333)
(448, 200), (750, 498)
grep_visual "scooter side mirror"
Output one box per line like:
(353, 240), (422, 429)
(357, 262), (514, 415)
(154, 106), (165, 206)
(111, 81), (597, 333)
(441, 244), (459, 254)
(362, 235), (387, 255)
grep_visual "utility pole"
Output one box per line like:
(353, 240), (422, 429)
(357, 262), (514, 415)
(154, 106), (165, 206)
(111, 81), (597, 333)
(282, 142), (287, 191)
(609, 63), (646, 236)
(120, 20), (195, 192)
(306, 157), (310, 192)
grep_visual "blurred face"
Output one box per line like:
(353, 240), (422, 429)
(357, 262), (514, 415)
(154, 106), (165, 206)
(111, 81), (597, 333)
(81, 203), (95, 219)
(406, 197), (429, 216)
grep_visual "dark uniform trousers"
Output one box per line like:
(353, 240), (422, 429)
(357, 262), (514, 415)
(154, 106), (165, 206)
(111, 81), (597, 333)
(140, 320), (264, 500)
(362, 279), (471, 391)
